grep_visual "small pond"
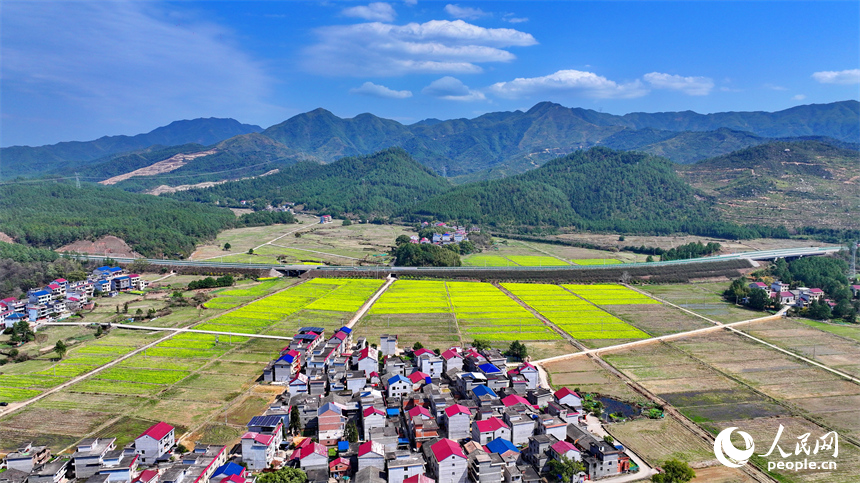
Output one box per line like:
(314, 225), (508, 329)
(598, 396), (640, 421)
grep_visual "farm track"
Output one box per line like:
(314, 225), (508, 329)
(345, 275), (395, 329)
(0, 278), (309, 419)
(443, 282), (465, 346)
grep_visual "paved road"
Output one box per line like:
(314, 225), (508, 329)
(345, 275), (395, 329)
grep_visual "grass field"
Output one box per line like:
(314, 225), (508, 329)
(570, 258), (623, 265)
(461, 253), (518, 267)
(504, 255), (570, 266)
(639, 282), (759, 323)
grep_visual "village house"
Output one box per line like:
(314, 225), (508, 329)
(5, 443), (51, 473)
(472, 417), (511, 445)
(358, 441), (386, 472)
(427, 439), (467, 483)
(317, 402), (347, 446)
(443, 404), (472, 441)
(240, 432), (277, 470)
(73, 438), (116, 478)
(134, 422), (175, 466)
(387, 453), (426, 483)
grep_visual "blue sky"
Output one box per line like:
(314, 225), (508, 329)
(2, 1), (858, 147)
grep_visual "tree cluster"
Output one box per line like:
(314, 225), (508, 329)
(187, 275), (235, 290)
(392, 243), (461, 267)
(505, 340), (528, 361)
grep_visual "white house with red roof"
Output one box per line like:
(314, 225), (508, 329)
(428, 439), (467, 483)
(134, 422), (175, 465)
(403, 475), (434, 483)
(362, 406), (386, 440)
(357, 441), (385, 472)
(472, 417), (510, 445)
(241, 431), (277, 470)
(290, 441), (328, 472)
(444, 405), (472, 441)
(554, 387), (582, 409)
(748, 281), (770, 293)
(356, 346), (380, 376)
(416, 352), (444, 378)
(132, 469), (158, 483)
(773, 291), (796, 305)
(440, 349), (463, 373)
(507, 362), (539, 389)
(852, 285), (860, 297)
(550, 440), (581, 462)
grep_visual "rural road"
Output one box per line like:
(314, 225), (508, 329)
(43, 322), (294, 341)
(345, 274), (395, 329)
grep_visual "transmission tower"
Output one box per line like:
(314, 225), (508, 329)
(851, 241), (857, 279)
(75, 172), (81, 189)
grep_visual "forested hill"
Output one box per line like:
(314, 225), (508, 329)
(408, 147), (779, 238)
(0, 182), (238, 257)
(169, 147), (452, 217)
(1, 118), (263, 178)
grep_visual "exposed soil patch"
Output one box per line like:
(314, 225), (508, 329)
(0, 232), (15, 243)
(146, 169), (279, 195)
(100, 150), (217, 185)
(57, 235), (142, 258)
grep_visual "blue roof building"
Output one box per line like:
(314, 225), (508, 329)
(472, 385), (498, 399)
(486, 438), (519, 454)
(212, 462), (244, 478)
(478, 363), (501, 374)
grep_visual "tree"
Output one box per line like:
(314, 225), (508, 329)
(471, 339), (492, 351)
(646, 255), (654, 262)
(223, 243), (231, 251)
(255, 467), (308, 483)
(247, 248), (254, 255)
(395, 235), (411, 246)
(747, 288), (769, 311)
(289, 405), (302, 434)
(10, 320), (35, 344)
(95, 325), (104, 337)
(412, 341), (424, 350)
(123, 302), (128, 314)
(505, 340), (528, 361)
(547, 455), (585, 482)
(603, 435), (614, 444)
(54, 340), (67, 359)
(345, 421), (359, 443)
(652, 459), (695, 483)
(341, 219), (352, 226)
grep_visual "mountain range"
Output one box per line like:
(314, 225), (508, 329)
(2, 101), (857, 183)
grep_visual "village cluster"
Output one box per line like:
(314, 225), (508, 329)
(257, 326), (634, 482)
(0, 325), (634, 483)
(747, 280), (849, 307)
(1, 267), (149, 329)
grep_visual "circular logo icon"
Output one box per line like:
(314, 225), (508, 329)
(714, 427), (755, 468)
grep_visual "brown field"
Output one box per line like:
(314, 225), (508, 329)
(543, 355), (646, 403)
(607, 416), (715, 465)
(191, 423), (246, 446)
(0, 407), (115, 436)
(689, 466), (758, 483)
(0, 429), (79, 453)
(601, 303), (712, 336)
(132, 399), (223, 428)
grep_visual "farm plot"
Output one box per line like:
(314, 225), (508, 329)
(0, 407), (114, 437)
(640, 282), (759, 323)
(447, 282), (561, 341)
(569, 258), (623, 265)
(362, 280), (457, 347)
(607, 416), (716, 466)
(203, 279), (295, 310)
(505, 255), (570, 266)
(797, 319), (860, 343)
(370, 280), (451, 314)
(563, 284), (659, 305)
(542, 355), (646, 404)
(502, 283), (649, 343)
(598, 303), (712, 336)
(670, 331), (860, 441)
(461, 253), (518, 267)
(740, 318), (860, 378)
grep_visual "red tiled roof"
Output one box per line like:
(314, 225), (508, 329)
(48, 283), (60, 289)
(138, 421), (174, 441)
(408, 371), (430, 384)
(780, 291), (794, 297)
(408, 406), (431, 418)
(475, 417), (508, 433)
(501, 394), (530, 407)
(358, 441), (384, 457)
(554, 387), (580, 400)
(333, 331), (347, 341)
(241, 432), (274, 446)
(134, 470), (159, 483)
(809, 288), (824, 293)
(413, 348), (434, 357)
(403, 476), (434, 483)
(54, 278), (67, 283)
(551, 440), (579, 455)
(221, 475), (245, 483)
(329, 457), (350, 469)
(298, 442), (326, 459)
(444, 404), (470, 418)
(441, 349), (460, 360)
(363, 406), (385, 417)
(431, 438), (465, 461)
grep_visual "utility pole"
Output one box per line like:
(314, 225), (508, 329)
(75, 172), (81, 189)
(851, 241), (857, 279)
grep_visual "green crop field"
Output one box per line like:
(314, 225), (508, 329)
(563, 284), (660, 305)
(369, 280), (451, 314)
(0, 387), (43, 402)
(569, 258), (623, 265)
(505, 255), (570, 266)
(447, 282), (560, 341)
(503, 283), (650, 340)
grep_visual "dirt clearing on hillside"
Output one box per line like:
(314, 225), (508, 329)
(57, 235), (141, 258)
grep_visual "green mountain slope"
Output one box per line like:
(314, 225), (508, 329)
(0, 182), (237, 257)
(169, 147), (451, 217)
(679, 141), (860, 230)
(1, 118), (262, 178)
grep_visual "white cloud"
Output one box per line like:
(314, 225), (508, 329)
(404, 0), (418, 5)
(506, 17), (528, 23)
(792, 94), (807, 101)
(303, 19), (537, 76)
(812, 69), (860, 85)
(0, 2), (275, 145)
(422, 76), (485, 101)
(444, 4), (490, 20)
(764, 83), (788, 91)
(488, 69), (647, 99)
(342, 3), (396, 22)
(643, 72), (714, 96)
(350, 81), (413, 99)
